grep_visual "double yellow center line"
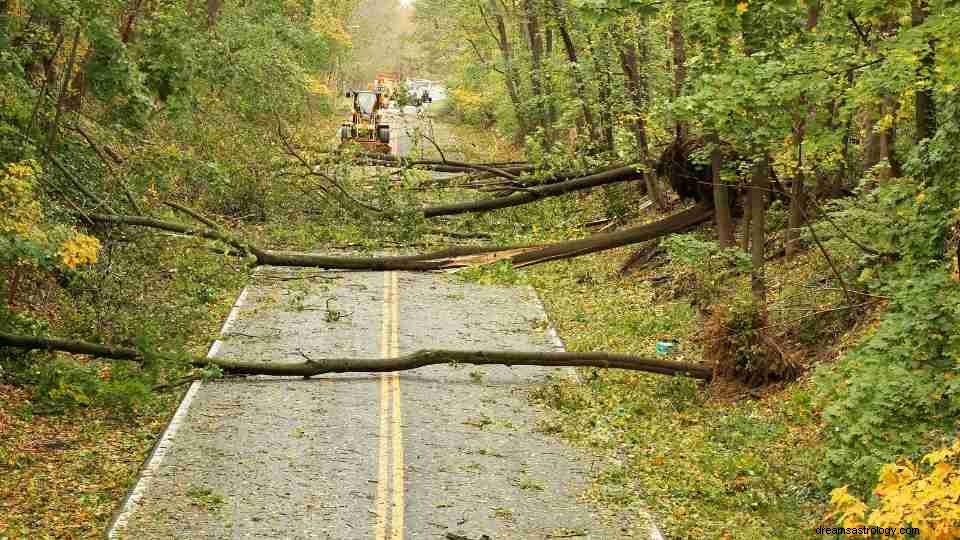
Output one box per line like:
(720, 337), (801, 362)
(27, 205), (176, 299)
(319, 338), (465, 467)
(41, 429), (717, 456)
(375, 271), (404, 540)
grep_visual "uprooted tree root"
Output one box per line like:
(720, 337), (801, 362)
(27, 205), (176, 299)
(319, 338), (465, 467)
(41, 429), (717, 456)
(0, 332), (713, 380)
(703, 305), (801, 386)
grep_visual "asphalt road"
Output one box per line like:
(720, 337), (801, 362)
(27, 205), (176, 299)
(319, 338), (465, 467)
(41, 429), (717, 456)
(107, 112), (657, 540)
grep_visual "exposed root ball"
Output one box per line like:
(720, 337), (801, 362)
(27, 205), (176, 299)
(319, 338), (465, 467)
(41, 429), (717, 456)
(704, 305), (800, 386)
(655, 138), (712, 203)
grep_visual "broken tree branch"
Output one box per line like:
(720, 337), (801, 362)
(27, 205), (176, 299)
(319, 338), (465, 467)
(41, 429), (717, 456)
(422, 164), (644, 218)
(0, 332), (712, 380)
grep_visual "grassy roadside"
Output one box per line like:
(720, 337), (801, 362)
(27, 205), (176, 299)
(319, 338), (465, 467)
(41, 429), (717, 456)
(424, 118), (878, 538)
(0, 237), (247, 538)
(525, 248), (832, 539)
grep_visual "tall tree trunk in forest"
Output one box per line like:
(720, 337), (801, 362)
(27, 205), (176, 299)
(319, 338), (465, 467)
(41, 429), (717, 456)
(543, 26), (558, 127)
(206, 0), (223, 28)
(785, 1), (819, 257)
(862, 102), (900, 179)
(749, 157), (769, 307)
(670, 2), (687, 141)
(120, 0), (146, 42)
(880, 96), (902, 178)
(48, 24), (81, 147)
(710, 134), (733, 247)
(911, 0), (936, 142)
(523, 0), (548, 137)
(741, 193), (751, 252)
(590, 34), (614, 152)
(618, 24), (664, 210)
(487, 0), (528, 139)
(553, 1), (597, 140)
(786, 157), (804, 257)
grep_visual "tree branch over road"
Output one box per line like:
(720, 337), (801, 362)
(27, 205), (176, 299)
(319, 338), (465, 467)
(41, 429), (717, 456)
(0, 332), (713, 380)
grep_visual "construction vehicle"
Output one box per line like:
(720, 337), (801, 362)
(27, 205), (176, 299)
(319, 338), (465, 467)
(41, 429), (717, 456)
(339, 90), (391, 154)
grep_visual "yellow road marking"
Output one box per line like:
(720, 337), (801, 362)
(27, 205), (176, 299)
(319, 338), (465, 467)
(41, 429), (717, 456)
(389, 272), (405, 540)
(375, 273), (391, 540)
(376, 271), (405, 539)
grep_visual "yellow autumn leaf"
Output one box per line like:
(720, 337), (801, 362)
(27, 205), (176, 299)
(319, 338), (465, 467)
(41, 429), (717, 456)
(736, 2), (749, 15)
(59, 233), (101, 270)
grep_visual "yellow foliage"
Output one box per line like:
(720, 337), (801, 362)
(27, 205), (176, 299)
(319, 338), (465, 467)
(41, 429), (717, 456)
(305, 75), (331, 97)
(736, 2), (749, 15)
(875, 113), (896, 134)
(452, 88), (483, 106)
(828, 439), (960, 539)
(0, 160), (45, 240)
(59, 233), (101, 269)
(311, 12), (352, 47)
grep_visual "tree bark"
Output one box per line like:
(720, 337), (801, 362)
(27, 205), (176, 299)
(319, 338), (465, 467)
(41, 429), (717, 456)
(710, 135), (733, 247)
(618, 22), (664, 211)
(590, 34), (615, 152)
(552, 1), (597, 140)
(0, 332), (713, 380)
(422, 164), (644, 217)
(670, 2), (687, 141)
(120, 0), (147, 42)
(206, 0), (223, 29)
(785, 0), (818, 257)
(740, 193), (751, 252)
(911, 0), (936, 142)
(486, 0), (528, 139)
(48, 24), (81, 147)
(749, 158), (768, 306)
(82, 202), (714, 271)
(522, 0), (548, 133)
(786, 172), (804, 257)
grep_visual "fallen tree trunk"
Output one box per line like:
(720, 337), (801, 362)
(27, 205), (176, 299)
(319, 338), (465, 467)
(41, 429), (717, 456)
(509, 202), (713, 267)
(422, 164), (643, 218)
(250, 245), (541, 271)
(0, 332), (144, 361)
(218, 349), (712, 379)
(82, 203), (713, 270)
(356, 153), (532, 180)
(0, 332), (713, 380)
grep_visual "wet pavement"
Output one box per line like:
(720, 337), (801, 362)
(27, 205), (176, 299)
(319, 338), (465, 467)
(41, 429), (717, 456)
(108, 110), (655, 540)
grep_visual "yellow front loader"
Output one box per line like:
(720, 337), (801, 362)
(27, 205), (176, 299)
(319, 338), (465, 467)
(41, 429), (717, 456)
(339, 90), (391, 154)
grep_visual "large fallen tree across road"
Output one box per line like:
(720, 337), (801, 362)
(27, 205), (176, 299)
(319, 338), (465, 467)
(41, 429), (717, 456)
(83, 201), (713, 270)
(0, 332), (714, 380)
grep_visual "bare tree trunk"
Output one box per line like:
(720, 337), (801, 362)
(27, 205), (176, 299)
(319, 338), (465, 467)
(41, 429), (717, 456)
(487, 0), (528, 139)
(47, 24), (81, 147)
(523, 0), (548, 135)
(553, 2), (597, 140)
(543, 26), (558, 128)
(880, 95), (902, 178)
(710, 135), (733, 247)
(912, 0), (936, 142)
(120, 0), (146, 42)
(749, 158), (768, 307)
(206, 0), (223, 28)
(618, 22), (665, 211)
(740, 193), (751, 252)
(589, 34), (614, 152)
(786, 0), (818, 257)
(670, 2), (687, 141)
(786, 172), (804, 257)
